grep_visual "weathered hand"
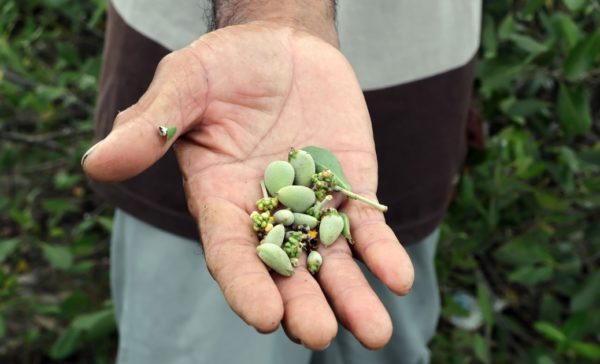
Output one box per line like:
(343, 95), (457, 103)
(83, 22), (414, 350)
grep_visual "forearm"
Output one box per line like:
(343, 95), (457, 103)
(212, 0), (338, 46)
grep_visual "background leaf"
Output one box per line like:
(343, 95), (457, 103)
(556, 84), (592, 139)
(41, 243), (73, 270)
(0, 238), (19, 263)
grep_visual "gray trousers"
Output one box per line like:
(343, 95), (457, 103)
(110, 209), (440, 364)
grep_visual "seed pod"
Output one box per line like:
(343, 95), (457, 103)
(339, 212), (354, 245)
(319, 212), (344, 246)
(264, 161), (295, 196)
(288, 148), (316, 187)
(273, 209), (294, 226)
(277, 185), (316, 212)
(261, 224), (285, 246)
(257, 243), (294, 277)
(307, 251), (323, 275)
(292, 213), (318, 229)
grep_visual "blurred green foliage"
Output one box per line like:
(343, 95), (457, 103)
(432, 1), (600, 363)
(1, 0), (115, 362)
(0, 0), (599, 363)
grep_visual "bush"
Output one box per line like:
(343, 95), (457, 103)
(432, 1), (600, 363)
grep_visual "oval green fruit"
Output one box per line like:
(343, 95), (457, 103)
(257, 243), (294, 276)
(273, 209), (294, 226)
(277, 185), (316, 213)
(292, 213), (318, 229)
(264, 161), (295, 196)
(319, 214), (344, 246)
(288, 149), (316, 187)
(261, 224), (285, 246)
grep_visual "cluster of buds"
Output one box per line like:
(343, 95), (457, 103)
(311, 170), (336, 201)
(256, 196), (278, 212)
(250, 211), (273, 237)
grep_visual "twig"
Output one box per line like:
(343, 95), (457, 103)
(3, 132), (65, 153)
(333, 186), (388, 212)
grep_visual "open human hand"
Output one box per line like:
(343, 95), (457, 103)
(82, 22), (414, 350)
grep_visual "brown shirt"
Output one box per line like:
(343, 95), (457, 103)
(91, 5), (476, 244)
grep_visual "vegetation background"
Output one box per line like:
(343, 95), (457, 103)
(1, 0), (599, 363)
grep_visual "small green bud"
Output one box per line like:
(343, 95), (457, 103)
(307, 251), (323, 275)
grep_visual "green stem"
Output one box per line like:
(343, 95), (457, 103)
(260, 180), (269, 199)
(314, 194), (333, 212)
(333, 187), (388, 212)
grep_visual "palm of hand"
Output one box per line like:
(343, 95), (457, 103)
(84, 23), (413, 350)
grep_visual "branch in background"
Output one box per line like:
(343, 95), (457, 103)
(3, 131), (68, 153)
(2, 68), (95, 115)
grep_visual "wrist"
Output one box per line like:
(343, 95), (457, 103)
(213, 0), (339, 47)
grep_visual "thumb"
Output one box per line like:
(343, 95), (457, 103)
(82, 46), (208, 182)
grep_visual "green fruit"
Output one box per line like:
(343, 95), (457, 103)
(264, 161), (295, 196)
(292, 213), (319, 229)
(277, 185), (316, 213)
(319, 214), (344, 246)
(257, 243), (294, 276)
(289, 148), (316, 187)
(273, 209), (294, 226)
(261, 224), (285, 246)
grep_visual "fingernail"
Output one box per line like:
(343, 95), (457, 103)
(81, 142), (99, 167)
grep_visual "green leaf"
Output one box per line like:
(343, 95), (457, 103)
(509, 33), (549, 54)
(302, 146), (352, 190)
(562, 0), (586, 12)
(477, 280), (494, 330)
(495, 228), (553, 265)
(97, 216), (114, 233)
(482, 15), (497, 59)
(41, 243), (73, 270)
(54, 171), (82, 190)
(534, 321), (567, 344)
(557, 84), (592, 139)
(41, 198), (77, 215)
(578, 149), (600, 166)
(533, 189), (570, 211)
(509, 265), (553, 286)
(501, 98), (549, 119)
(570, 270), (600, 312)
(498, 15), (516, 40)
(50, 327), (82, 360)
(473, 334), (490, 364)
(0, 238), (19, 264)
(570, 341), (600, 360)
(0, 315), (5, 339)
(523, 0), (546, 14)
(563, 31), (600, 80)
(563, 312), (589, 340)
(553, 13), (582, 49)
(72, 308), (116, 340)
